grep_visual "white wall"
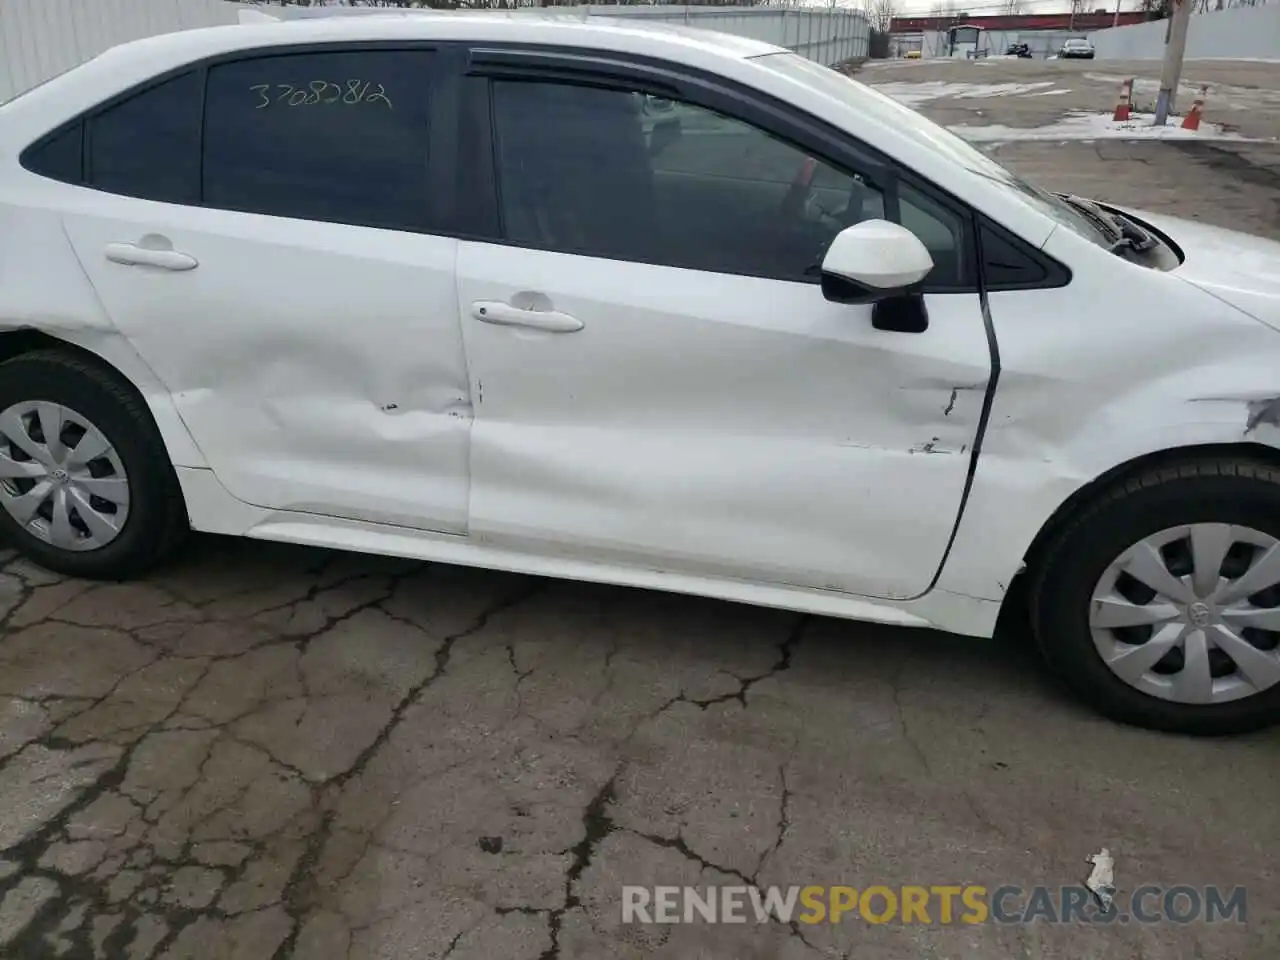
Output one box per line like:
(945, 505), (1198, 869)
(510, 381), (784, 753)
(907, 28), (1091, 60)
(984, 29), (1092, 59)
(611, 7), (869, 67)
(0, 0), (869, 104)
(0, 0), (245, 103)
(1090, 2), (1280, 59)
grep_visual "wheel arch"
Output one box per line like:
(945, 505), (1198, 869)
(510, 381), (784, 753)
(1018, 441), (1280, 592)
(0, 328), (208, 471)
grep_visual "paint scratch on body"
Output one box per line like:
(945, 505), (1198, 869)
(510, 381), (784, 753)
(1246, 396), (1280, 433)
(909, 437), (954, 455)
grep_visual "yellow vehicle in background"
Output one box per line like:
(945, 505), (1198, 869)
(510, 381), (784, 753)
(905, 50), (922, 58)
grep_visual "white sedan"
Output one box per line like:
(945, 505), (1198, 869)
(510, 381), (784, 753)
(2, 15), (1280, 735)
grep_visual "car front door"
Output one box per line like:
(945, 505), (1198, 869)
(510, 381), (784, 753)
(451, 55), (994, 601)
(50, 45), (472, 534)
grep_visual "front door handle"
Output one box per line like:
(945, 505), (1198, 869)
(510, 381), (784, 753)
(471, 301), (583, 333)
(104, 242), (198, 272)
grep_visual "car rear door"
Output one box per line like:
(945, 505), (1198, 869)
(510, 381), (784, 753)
(450, 51), (995, 601)
(44, 44), (472, 534)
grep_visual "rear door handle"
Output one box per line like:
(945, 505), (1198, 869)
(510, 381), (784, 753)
(105, 243), (198, 272)
(471, 301), (583, 333)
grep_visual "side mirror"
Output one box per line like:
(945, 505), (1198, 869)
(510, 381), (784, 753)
(820, 220), (933, 300)
(819, 220), (935, 334)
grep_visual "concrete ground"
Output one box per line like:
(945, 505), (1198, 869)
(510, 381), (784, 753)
(2, 59), (1280, 960)
(860, 57), (1280, 238)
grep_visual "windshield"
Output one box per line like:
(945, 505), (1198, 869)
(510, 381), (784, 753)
(753, 52), (1112, 247)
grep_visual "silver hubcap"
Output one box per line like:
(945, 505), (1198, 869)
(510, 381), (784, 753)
(0, 401), (130, 552)
(1090, 524), (1280, 705)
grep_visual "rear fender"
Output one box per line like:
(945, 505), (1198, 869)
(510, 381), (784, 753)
(0, 203), (207, 468)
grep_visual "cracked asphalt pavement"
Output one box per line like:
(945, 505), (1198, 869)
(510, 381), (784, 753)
(1, 536), (1276, 959)
(4, 59), (1280, 960)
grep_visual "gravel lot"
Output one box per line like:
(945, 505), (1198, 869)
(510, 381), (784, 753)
(1, 58), (1278, 960)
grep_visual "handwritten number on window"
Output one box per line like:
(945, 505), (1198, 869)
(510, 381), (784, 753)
(249, 81), (393, 110)
(343, 80), (366, 104)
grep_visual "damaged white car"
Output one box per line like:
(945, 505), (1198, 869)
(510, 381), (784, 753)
(3, 15), (1280, 735)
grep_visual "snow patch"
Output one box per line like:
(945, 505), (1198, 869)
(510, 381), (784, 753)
(870, 80), (1055, 106)
(948, 111), (1258, 143)
(1089, 72), (1280, 110)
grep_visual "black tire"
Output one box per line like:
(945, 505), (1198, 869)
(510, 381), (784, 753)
(1030, 457), (1280, 736)
(0, 349), (188, 579)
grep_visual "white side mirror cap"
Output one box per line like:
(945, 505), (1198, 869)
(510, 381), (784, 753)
(821, 220), (934, 293)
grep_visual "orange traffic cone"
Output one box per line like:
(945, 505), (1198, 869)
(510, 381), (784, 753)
(1113, 78), (1133, 121)
(1182, 85), (1208, 130)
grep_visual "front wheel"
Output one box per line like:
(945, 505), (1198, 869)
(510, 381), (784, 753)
(0, 350), (188, 579)
(1031, 458), (1280, 735)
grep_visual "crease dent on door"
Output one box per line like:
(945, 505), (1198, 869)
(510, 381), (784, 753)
(64, 212), (473, 535)
(151, 261), (474, 530)
(475, 360), (987, 599)
(894, 377), (988, 456)
(460, 246), (991, 602)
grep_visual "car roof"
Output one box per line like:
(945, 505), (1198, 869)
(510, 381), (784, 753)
(107, 11), (788, 71)
(265, 9), (784, 56)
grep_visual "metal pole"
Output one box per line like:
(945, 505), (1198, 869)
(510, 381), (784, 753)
(1154, 0), (1194, 125)
(1113, 0), (1122, 29)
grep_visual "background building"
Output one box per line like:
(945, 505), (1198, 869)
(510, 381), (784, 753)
(890, 11), (1149, 59)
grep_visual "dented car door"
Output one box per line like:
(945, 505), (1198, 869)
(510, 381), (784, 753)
(57, 48), (472, 534)
(456, 67), (993, 601)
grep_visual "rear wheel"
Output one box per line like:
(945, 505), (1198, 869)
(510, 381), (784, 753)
(1031, 458), (1280, 735)
(0, 350), (187, 579)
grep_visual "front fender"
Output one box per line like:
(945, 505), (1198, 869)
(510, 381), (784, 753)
(940, 368), (1280, 604)
(936, 226), (1280, 604)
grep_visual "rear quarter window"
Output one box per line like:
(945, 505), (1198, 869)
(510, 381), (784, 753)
(85, 70), (203, 205)
(21, 123), (84, 184)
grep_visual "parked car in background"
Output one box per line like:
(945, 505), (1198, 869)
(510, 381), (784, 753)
(1060, 37), (1096, 59)
(5, 15), (1280, 736)
(1005, 42), (1032, 58)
